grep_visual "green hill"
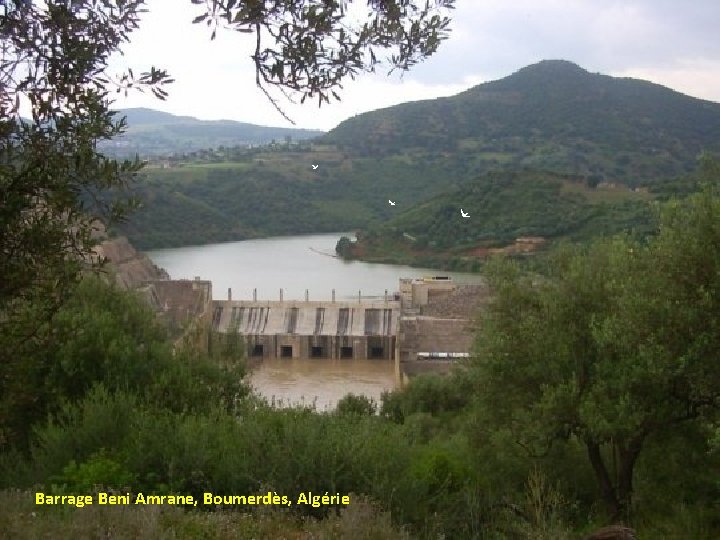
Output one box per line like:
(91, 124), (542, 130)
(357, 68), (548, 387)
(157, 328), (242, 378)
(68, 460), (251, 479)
(114, 61), (720, 251)
(325, 60), (720, 186)
(99, 108), (324, 158)
(386, 171), (655, 244)
(118, 146), (453, 249)
(338, 169), (658, 269)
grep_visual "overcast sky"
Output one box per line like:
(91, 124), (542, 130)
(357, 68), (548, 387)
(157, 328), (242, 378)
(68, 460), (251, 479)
(111, 0), (720, 131)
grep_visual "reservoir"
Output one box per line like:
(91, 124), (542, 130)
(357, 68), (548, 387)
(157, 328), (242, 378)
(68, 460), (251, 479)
(147, 233), (482, 409)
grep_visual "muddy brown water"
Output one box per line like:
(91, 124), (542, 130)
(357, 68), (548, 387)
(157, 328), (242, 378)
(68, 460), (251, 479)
(248, 357), (398, 411)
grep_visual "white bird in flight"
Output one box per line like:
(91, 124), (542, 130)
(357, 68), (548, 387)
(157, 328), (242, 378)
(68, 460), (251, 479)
(388, 200), (396, 206)
(460, 209), (470, 218)
(312, 164), (318, 169)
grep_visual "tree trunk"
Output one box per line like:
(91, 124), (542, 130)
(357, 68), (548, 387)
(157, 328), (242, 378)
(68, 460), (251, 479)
(585, 437), (644, 523)
(616, 436), (644, 523)
(586, 440), (621, 519)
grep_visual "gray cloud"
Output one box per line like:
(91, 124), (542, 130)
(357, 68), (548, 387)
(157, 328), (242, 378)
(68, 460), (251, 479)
(406, 0), (720, 83)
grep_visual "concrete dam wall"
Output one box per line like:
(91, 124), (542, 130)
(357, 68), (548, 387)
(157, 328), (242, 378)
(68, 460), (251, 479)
(212, 300), (399, 360)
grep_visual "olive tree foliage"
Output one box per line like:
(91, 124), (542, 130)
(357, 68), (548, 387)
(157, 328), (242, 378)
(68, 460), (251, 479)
(469, 168), (720, 522)
(0, 0), (173, 339)
(192, 0), (455, 121)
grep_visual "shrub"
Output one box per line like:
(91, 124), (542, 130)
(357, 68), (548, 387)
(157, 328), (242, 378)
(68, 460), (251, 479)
(51, 452), (136, 493)
(336, 394), (377, 417)
(380, 372), (472, 423)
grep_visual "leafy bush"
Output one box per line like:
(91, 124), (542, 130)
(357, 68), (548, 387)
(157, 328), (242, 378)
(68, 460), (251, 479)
(380, 373), (472, 424)
(52, 452), (137, 493)
(13, 385), (138, 488)
(0, 276), (249, 452)
(336, 394), (377, 417)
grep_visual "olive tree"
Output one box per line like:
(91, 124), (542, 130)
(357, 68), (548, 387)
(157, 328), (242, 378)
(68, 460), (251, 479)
(470, 178), (720, 522)
(1, 0), (173, 333)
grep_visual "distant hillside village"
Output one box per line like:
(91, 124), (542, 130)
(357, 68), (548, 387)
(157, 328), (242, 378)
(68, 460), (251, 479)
(99, 107), (323, 159)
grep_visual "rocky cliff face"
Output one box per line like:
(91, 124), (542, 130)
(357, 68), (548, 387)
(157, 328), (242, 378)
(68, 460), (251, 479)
(89, 225), (212, 351)
(93, 234), (169, 289)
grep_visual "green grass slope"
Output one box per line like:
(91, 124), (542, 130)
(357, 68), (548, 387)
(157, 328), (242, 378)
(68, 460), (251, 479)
(382, 170), (655, 246)
(118, 147), (455, 249)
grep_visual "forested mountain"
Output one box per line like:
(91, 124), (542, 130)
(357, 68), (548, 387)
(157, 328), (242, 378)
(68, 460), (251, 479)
(99, 108), (323, 158)
(325, 60), (720, 185)
(116, 61), (720, 250)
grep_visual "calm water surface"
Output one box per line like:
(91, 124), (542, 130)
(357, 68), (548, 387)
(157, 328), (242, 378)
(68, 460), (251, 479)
(147, 233), (483, 408)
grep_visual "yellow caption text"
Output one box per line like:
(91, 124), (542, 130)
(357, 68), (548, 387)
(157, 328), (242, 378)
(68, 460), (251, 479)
(35, 491), (351, 508)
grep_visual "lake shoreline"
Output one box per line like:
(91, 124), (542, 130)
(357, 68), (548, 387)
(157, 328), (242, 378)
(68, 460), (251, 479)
(147, 232), (484, 301)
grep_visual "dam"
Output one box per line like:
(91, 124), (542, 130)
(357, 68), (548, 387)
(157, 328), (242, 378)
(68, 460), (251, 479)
(206, 276), (488, 373)
(138, 272), (487, 381)
(212, 292), (399, 360)
(112, 234), (489, 405)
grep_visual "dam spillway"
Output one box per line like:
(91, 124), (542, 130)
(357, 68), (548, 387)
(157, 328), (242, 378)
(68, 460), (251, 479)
(212, 299), (399, 360)
(206, 277), (488, 372)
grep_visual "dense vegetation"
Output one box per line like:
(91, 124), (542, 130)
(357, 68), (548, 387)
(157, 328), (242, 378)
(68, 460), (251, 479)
(2, 180), (720, 538)
(337, 169), (658, 268)
(113, 146), (663, 252)
(116, 145), (455, 249)
(468, 179), (720, 530)
(0, 276), (247, 451)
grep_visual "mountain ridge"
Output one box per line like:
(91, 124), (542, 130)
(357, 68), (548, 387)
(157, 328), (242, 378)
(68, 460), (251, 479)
(117, 107), (322, 129)
(323, 59), (720, 185)
(100, 108), (324, 158)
